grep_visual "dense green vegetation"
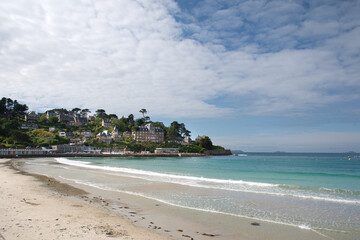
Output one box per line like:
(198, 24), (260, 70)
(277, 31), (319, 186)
(0, 97), (224, 152)
(0, 97), (31, 147)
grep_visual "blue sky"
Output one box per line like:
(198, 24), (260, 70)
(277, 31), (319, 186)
(1, 0), (360, 152)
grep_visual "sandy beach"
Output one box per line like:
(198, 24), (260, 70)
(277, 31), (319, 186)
(0, 159), (170, 240)
(0, 158), (332, 240)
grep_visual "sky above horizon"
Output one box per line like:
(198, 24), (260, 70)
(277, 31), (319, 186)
(1, 0), (360, 152)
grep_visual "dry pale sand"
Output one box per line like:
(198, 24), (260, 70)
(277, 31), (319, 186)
(0, 159), (171, 240)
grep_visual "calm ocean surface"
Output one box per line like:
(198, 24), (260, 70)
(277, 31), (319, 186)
(21, 152), (360, 239)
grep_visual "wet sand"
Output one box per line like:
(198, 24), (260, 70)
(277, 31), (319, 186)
(1, 158), (330, 240)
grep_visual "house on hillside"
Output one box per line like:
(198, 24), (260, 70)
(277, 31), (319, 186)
(96, 130), (112, 144)
(102, 119), (112, 128)
(195, 135), (207, 143)
(74, 116), (88, 126)
(79, 131), (93, 142)
(58, 114), (75, 125)
(25, 111), (38, 122)
(111, 127), (122, 142)
(46, 111), (57, 119)
(21, 123), (38, 130)
(184, 136), (192, 144)
(87, 115), (95, 122)
(168, 136), (185, 144)
(58, 131), (74, 138)
(132, 123), (164, 143)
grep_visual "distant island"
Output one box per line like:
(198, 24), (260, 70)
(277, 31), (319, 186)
(0, 97), (230, 155)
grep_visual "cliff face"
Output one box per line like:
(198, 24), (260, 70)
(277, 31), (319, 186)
(204, 149), (232, 156)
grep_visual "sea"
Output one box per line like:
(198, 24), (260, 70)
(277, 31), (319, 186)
(18, 152), (360, 240)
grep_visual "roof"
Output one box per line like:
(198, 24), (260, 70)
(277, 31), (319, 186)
(97, 130), (111, 136)
(102, 118), (111, 123)
(27, 111), (38, 116)
(137, 123), (164, 132)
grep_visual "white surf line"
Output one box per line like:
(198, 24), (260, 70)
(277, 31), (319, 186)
(76, 167), (360, 205)
(58, 175), (341, 237)
(55, 158), (360, 205)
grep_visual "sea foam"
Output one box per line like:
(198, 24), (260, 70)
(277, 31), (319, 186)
(55, 157), (360, 205)
(55, 157), (277, 187)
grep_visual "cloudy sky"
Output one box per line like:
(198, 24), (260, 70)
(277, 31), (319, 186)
(1, 0), (360, 152)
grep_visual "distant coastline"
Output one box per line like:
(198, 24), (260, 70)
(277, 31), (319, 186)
(232, 150), (359, 156)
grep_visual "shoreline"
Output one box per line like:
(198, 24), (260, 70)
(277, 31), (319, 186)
(1, 158), (332, 240)
(0, 153), (208, 159)
(0, 149), (232, 158)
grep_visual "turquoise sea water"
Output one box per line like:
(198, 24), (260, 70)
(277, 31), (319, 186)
(21, 153), (360, 239)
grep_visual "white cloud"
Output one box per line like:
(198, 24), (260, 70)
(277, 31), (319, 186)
(296, 20), (340, 38)
(0, 0), (359, 121)
(323, 27), (360, 68)
(0, 0), (229, 117)
(214, 47), (353, 115)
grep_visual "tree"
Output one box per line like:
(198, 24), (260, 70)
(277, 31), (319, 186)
(166, 121), (191, 141)
(127, 114), (134, 124)
(80, 108), (91, 118)
(183, 129), (191, 137)
(0, 98), (6, 115)
(0, 119), (19, 141)
(32, 129), (54, 137)
(199, 136), (213, 150)
(39, 113), (48, 123)
(10, 130), (31, 145)
(2, 119), (19, 131)
(96, 109), (106, 118)
(6, 98), (14, 112)
(167, 121), (181, 141)
(52, 108), (69, 115)
(167, 126), (179, 141)
(54, 135), (70, 145)
(139, 109), (147, 118)
(49, 116), (59, 125)
(112, 118), (128, 132)
(81, 108), (90, 114)
(72, 107), (81, 115)
(0, 97), (28, 117)
(108, 114), (118, 119)
(135, 118), (145, 127)
(13, 100), (28, 116)
(131, 125), (140, 132)
(179, 123), (191, 137)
